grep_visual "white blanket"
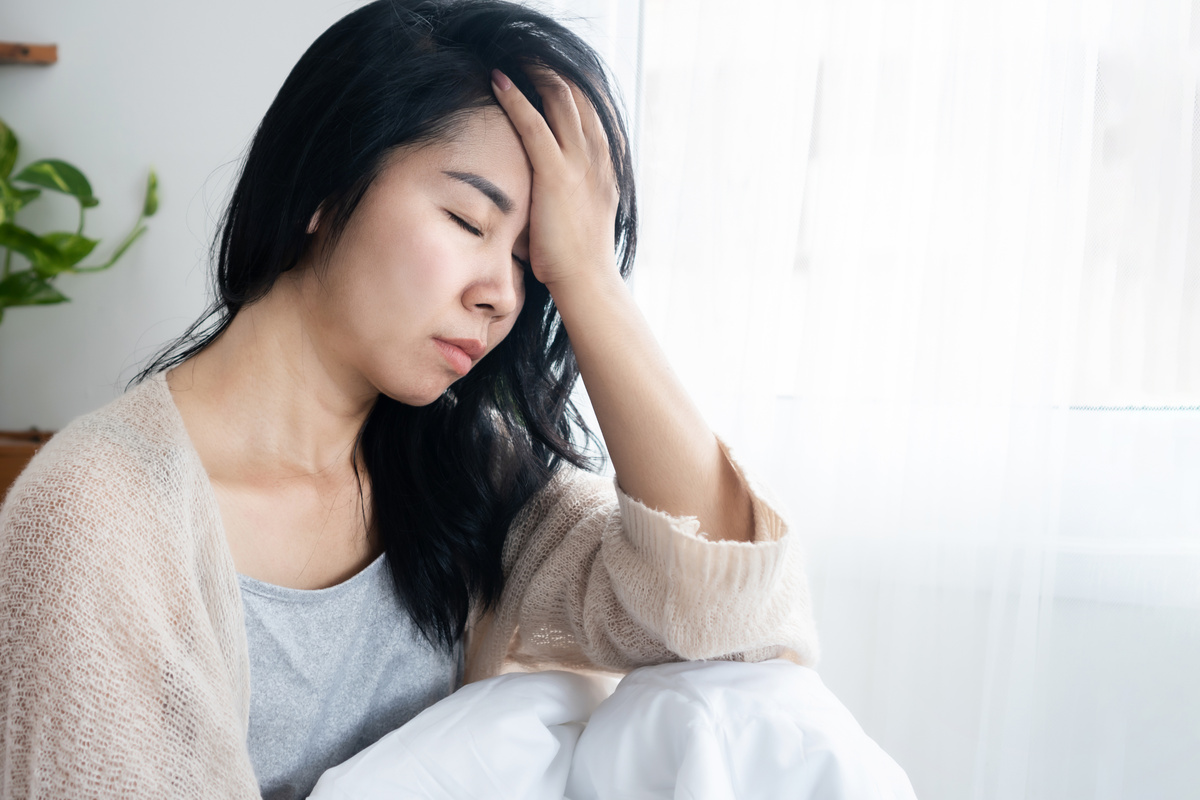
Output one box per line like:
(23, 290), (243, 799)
(308, 660), (916, 799)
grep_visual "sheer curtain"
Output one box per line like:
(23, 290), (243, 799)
(633, 1), (1200, 798)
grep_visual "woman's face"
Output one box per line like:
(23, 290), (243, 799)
(300, 107), (533, 406)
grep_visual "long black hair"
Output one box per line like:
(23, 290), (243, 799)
(137, 0), (637, 650)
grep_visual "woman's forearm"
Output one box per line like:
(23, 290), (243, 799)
(547, 268), (754, 543)
(488, 69), (753, 542)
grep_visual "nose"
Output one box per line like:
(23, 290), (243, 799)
(463, 253), (523, 320)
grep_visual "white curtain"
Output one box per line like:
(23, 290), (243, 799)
(633, 1), (1200, 798)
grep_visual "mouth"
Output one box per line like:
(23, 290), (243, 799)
(433, 338), (484, 376)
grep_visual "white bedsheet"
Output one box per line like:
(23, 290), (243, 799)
(308, 660), (917, 799)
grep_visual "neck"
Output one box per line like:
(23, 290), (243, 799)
(166, 272), (377, 486)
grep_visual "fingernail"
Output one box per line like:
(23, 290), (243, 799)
(491, 69), (512, 91)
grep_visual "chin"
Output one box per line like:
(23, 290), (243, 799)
(376, 375), (457, 408)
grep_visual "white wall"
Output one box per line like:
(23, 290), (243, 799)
(0, 0), (378, 429)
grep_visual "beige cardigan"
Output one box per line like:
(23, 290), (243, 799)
(0, 373), (818, 798)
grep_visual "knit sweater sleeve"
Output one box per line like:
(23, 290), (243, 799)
(0, 400), (259, 799)
(477, 441), (820, 677)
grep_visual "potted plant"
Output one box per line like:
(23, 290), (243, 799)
(0, 117), (158, 498)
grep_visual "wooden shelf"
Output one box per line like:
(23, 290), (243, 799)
(0, 42), (57, 65)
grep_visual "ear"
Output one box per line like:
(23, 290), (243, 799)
(306, 207), (322, 235)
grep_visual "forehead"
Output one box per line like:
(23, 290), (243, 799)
(447, 106), (528, 161)
(385, 106), (532, 202)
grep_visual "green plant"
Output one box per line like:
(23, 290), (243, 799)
(0, 117), (158, 324)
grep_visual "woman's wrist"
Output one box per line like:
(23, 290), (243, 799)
(543, 258), (627, 319)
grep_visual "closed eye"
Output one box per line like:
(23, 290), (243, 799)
(449, 210), (532, 272)
(447, 211), (482, 237)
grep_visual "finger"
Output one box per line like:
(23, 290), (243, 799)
(565, 81), (619, 193)
(566, 81), (609, 158)
(525, 65), (586, 152)
(564, 80), (614, 176)
(491, 69), (562, 170)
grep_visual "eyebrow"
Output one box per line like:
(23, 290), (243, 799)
(443, 170), (514, 215)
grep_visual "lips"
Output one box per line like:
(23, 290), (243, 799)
(436, 337), (487, 359)
(433, 337), (485, 376)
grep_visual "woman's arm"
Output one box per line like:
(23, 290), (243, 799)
(0, 421), (259, 799)
(491, 68), (754, 543)
(464, 462), (819, 682)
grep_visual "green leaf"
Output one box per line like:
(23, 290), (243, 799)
(12, 159), (98, 206)
(142, 169), (158, 217)
(35, 232), (99, 275)
(0, 182), (41, 224)
(0, 222), (63, 265)
(13, 186), (40, 207)
(0, 269), (69, 309)
(0, 119), (17, 180)
(74, 223), (146, 273)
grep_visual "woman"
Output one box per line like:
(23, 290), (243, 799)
(0, 1), (818, 797)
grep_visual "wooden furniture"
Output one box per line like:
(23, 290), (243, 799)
(0, 430), (53, 501)
(0, 43), (57, 65)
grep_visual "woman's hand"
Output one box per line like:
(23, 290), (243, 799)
(489, 66), (754, 544)
(490, 67), (620, 292)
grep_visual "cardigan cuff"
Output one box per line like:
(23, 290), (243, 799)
(609, 437), (793, 593)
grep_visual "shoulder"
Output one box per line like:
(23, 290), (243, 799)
(9, 373), (191, 493)
(38, 372), (188, 475)
(0, 374), (203, 560)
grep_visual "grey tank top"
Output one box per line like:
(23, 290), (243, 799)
(239, 553), (463, 800)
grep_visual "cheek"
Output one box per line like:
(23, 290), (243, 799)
(343, 222), (459, 319)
